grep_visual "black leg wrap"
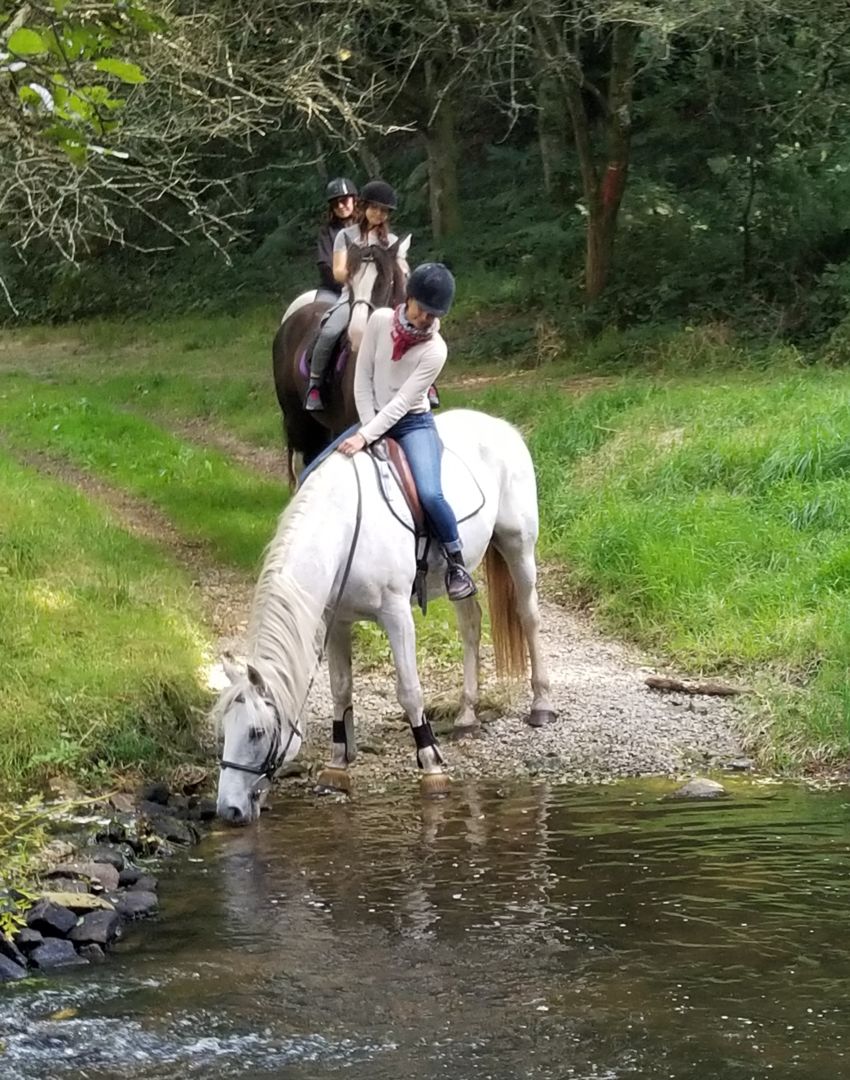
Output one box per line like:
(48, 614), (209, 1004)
(332, 706), (355, 763)
(411, 719), (443, 767)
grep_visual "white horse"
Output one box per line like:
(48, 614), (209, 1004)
(215, 409), (556, 824)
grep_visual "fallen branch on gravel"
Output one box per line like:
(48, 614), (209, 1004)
(645, 676), (745, 697)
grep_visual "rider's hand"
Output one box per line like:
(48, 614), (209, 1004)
(338, 433), (367, 456)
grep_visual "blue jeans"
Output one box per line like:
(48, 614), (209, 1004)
(388, 412), (461, 553)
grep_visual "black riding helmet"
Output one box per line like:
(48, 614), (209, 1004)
(326, 177), (357, 201)
(406, 262), (456, 317)
(359, 179), (398, 210)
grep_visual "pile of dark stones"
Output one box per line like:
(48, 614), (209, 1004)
(0, 780), (216, 983)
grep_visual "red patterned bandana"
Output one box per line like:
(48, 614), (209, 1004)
(390, 304), (434, 361)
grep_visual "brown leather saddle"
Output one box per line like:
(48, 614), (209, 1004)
(368, 438), (429, 609)
(375, 438), (425, 531)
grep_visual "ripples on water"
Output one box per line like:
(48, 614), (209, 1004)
(2, 780), (850, 1079)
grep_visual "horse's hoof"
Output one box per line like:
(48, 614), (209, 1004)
(420, 772), (451, 798)
(527, 709), (557, 729)
(315, 767), (351, 794)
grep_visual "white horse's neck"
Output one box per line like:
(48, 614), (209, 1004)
(246, 457), (357, 705)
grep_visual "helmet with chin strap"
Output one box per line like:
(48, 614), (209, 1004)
(325, 177), (357, 201)
(359, 179), (398, 210)
(406, 262), (456, 316)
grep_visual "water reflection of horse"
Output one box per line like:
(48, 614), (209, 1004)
(215, 409), (556, 824)
(272, 236), (410, 479)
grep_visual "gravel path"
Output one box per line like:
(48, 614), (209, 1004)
(11, 441), (746, 788)
(294, 598), (745, 789)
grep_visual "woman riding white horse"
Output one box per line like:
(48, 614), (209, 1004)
(215, 407), (557, 823)
(337, 262), (475, 602)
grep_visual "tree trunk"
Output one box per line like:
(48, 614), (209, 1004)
(424, 66), (461, 238)
(537, 73), (570, 204)
(585, 195), (620, 301)
(357, 142), (382, 180)
(561, 22), (639, 303)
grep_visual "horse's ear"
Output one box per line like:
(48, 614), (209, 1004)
(344, 233), (353, 249)
(246, 663), (268, 694)
(397, 233), (412, 260)
(222, 653), (242, 685)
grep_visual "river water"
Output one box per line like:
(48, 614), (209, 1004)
(2, 779), (849, 1079)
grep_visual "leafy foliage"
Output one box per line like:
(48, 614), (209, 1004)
(0, 795), (47, 936)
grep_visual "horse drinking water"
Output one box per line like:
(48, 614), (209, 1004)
(215, 409), (556, 824)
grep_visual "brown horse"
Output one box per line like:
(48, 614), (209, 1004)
(272, 236), (410, 478)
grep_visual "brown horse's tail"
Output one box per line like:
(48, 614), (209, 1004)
(484, 544), (528, 679)
(285, 446), (297, 489)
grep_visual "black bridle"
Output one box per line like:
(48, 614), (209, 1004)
(219, 457), (364, 786)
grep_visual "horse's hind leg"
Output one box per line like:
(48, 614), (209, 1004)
(494, 534), (557, 728)
(316, 621), (356, 794)
(454, 596), (482, 732)
(379, 596), (450, 796)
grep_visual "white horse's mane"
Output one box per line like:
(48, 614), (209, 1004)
(214, 463), (343, 738)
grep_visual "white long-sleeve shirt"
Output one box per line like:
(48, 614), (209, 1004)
(354, 308), (447, 444)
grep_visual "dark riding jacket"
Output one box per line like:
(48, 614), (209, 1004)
(316, 219), (350, 294)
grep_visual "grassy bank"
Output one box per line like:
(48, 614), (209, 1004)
(462, 366), (850, 767)
(0, 450), (212, 792)
(2, 309), (850, 778)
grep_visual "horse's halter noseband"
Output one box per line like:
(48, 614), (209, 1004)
(219, 696), (301, 788)
(219, 458), (364, 786)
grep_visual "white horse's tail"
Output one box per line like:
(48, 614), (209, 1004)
(484, 544), (528, 679)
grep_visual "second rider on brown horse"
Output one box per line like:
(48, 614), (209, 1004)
(306, 179), (406, 412)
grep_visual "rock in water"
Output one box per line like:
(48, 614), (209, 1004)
(69, 910), (122, 947)
(112, 890), (159, 920)
(0, 954), (27, 981)
(671, 778), (728, 800)
(30, 939), (89, 970)
(78, 944), (107, 963)
(40, 891), (116, 913)
(0, 934), (27, 968)
(84, 845), (126, 871)
(13, 928), (44, 954)
(47, 861), (120, 892)
(26, 899), (77, 937)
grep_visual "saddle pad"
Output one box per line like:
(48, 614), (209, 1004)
(298, 343), (351, 380)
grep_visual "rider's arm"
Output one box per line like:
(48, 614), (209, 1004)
(359, 338), (447, 445)
(354, 313), (381, 426)
(332, 228), (350, 284)
(332, 249), (348, 284)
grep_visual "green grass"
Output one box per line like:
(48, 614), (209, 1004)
(0, 450), (213, 791)
(0, 378), (287, 571)
(462, 369), (850, 767)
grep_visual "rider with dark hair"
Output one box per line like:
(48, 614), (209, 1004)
(336, 263), (476, 602)
(316, 177), (357, 303)
(306, 179), (407, 412)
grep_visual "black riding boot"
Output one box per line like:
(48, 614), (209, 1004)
(445, 551), (477, 602)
